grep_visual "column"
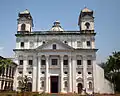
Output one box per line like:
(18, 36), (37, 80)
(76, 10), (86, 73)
(60, 55), (64, 93)
(83, 55), (87, 89)
(68, 56), (72, 92)
(37, 56), (41, 92)
(32, 56), (37, 91)
(0, 81), (1, 90)
(13, 59), (18, 91)
(45, 56), (49, 92)
(72, 56), (76, 92)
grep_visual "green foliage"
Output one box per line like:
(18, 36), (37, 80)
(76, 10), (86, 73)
(103, 51), (120, 92)
(18, 75), (30, 92)
(0, 58), (13, 69)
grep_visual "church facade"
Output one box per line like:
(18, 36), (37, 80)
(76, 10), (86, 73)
(13, 8), (114, 94)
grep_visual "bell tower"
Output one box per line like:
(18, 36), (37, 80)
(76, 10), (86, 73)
(78, 7), (94, 33)
(17, 9), (34, 33)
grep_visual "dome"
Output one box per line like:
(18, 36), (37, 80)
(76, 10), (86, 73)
(82, 7), (92, 12)
(19, 9), (30, 14)
(50, 20), (64, 32)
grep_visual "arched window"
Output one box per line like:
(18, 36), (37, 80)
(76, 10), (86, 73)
(21, 24), (26, 31)
(52, 44), (56, 49)
(85, 22), (90, 29)
(88, 82), (92, 90)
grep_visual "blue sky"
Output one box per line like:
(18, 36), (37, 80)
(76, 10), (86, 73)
(0, 0), (119, 63)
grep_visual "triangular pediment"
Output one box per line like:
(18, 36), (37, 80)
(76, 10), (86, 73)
(36, 39), (74, 50)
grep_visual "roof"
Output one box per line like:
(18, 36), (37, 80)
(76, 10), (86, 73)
(19, 9), (30, 14)
(0, 56), (17, 66)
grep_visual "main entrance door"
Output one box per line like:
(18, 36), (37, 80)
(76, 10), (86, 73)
(50, 76), (59, 93)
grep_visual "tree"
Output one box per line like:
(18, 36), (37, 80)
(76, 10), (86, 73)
(0, 57), (13, 74)
(103, 51), (120, 92)
(18, 75), (29, 92)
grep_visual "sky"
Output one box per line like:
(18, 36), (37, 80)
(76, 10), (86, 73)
(0, 0), (120, 63)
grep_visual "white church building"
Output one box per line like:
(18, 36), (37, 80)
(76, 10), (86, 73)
(13, 8), (114, 94)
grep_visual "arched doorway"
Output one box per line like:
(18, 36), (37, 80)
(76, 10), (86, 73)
(78, 83), (83, 94)
(27, 82), (32, 92)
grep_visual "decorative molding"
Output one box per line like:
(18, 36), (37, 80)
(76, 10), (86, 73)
(63, 77), (68, 80)
(76, 77), (83, 82)
(40, 77), (45, 80)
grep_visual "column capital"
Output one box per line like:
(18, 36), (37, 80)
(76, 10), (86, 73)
(71, 55), (76, 60)
(60, 55), (64, 57)
(37, 55), (42, 58)
(68, 55), (72, 59)
(45, 55), (49, 58)
(60, 55), (64, 61)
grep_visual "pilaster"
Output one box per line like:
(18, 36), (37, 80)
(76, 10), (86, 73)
(68, 56), (72, 92)
(60, 55), (64, 93)
(92, 57), (97, 93)
(81, 38), (86, 48)
(45, 55), (49, 92)
(23, 56), (27, 76)
(83, 55), (87, 89)
(91, 37), (95, 49)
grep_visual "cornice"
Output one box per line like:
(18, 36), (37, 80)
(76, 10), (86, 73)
(15, 31), (96, 37)
(13, 48), (98, 52)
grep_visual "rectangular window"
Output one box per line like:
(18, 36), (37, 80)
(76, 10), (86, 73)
(87, 60), (91, 65)
(21, 42), (24, 47)
(77, 60), (81, 65)
(64, 60), (68, 65)
(52, 59), (57, 65)
(53, 44), (56, 49)
(19, 60), (23, 65)
(28, 60), (33, 65)
(41, 81), (44, 87)
(41, 60), (46, 65)
(87, 41), (91, 47)
(77, 41), (82, 47)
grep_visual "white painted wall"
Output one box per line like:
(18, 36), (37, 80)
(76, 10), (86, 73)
(15, 35), (95, 50)
(104, 79), (114, 94)
(95, 64), (114, 94)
